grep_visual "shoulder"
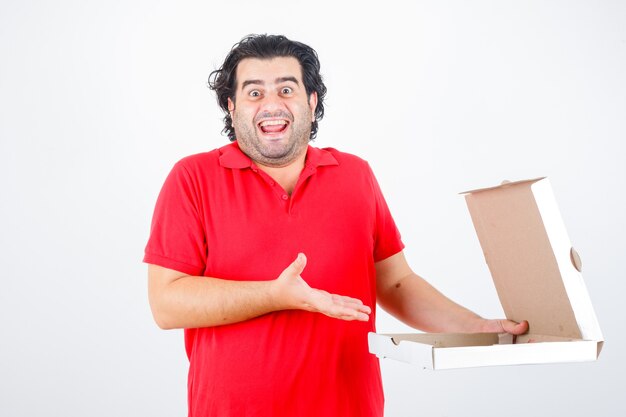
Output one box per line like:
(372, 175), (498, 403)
(174, 148), (222, 172)
(160, 147), (225, 190)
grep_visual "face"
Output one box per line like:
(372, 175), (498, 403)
(228, 57), (317, 168)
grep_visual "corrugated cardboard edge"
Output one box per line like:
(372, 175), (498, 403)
(459, 177), (546, 195)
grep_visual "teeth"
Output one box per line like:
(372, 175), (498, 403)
(259, 120), (287, 127)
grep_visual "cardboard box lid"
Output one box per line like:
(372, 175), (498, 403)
(461, 177), (603, 344)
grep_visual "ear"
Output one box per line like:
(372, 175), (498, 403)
(308, 92), (318, 122)
(227, 97), (235, 115)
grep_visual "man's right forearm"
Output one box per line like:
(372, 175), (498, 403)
(148, 266), (282, 329)
(147, 254), (371, 330)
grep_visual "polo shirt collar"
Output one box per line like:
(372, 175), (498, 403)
(218, 142), (252, 169)
(218, 141), (338, 169)
(304, 144), (339, 168)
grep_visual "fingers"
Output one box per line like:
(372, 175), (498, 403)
(330, 294), (371, 315)
(326, 303), (370, 321)
(308, 290), (371, 322)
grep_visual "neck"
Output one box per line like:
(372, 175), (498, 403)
(255, 149), (307, 195)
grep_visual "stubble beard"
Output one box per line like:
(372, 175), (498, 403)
(232, 111), (312, 168)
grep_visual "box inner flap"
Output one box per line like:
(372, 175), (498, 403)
(387, 332), (588, 348)
(464, 179), (581, 339)
(514, 334), (583, 343)
(390, 333), (499, 348)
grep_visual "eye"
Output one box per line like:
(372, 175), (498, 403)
(281, 87), (293, 94)
(249, 90), (261, 97)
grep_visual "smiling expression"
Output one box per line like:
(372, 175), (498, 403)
(228, 57), (317, 168)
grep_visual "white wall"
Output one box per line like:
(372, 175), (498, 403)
(1, 1), (624, 416)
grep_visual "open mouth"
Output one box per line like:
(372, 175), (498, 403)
(258, 119), (289, 135)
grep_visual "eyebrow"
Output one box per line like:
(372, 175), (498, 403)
(276, 76), (300, 85)
(241, 76), (300, 89)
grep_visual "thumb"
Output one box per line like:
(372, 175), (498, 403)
(500, 319), (529, 335)
(284, 253), (307, 277)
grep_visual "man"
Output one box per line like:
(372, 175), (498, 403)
(144, 34), (528, 417)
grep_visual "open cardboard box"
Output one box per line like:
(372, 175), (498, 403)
(369, 177), (604, 370)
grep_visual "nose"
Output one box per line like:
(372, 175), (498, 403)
(259, 91), (286, 112)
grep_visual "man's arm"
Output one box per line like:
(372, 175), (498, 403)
(148, 253), (371, 329)
(375, 251), (528, 334)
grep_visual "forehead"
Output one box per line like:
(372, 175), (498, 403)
(235, 57), (303, 89)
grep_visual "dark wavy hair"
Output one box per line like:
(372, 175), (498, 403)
(208, 34), (327, 141)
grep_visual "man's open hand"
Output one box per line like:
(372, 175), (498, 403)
(272, 253), (371, 321)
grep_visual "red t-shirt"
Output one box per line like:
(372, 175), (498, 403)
(144, 142), (404, 417)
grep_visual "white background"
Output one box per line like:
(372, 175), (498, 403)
(1, 1), (624, 416)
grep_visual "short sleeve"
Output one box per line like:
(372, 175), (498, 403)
(367, 163), (405, 262)
(143, 161), (207, 276)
